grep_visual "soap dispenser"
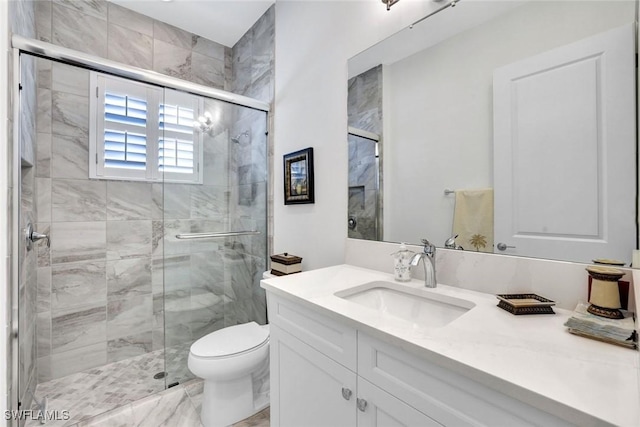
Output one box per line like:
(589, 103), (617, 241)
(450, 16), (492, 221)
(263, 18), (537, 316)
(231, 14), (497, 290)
(392, 243), (414, 282)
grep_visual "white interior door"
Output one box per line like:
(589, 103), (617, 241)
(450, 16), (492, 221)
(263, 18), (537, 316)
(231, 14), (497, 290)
(493, 23), (636, 264)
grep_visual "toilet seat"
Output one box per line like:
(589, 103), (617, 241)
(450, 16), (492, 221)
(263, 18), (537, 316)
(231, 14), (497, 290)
(190, 321), (269, 359)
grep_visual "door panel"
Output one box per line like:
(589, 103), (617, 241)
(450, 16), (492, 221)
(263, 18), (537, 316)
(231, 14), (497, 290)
(271, 325), (357, 427)
(357, 377), (441, 427)
(493, 23), (636, 263)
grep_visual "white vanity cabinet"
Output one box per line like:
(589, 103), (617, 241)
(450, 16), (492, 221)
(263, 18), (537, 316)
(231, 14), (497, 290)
(356, 377), (441, 427)
(267, 292), (575, 427)
(270, 325), (357, 427)
(271, 324), (439, 427)
(268, 293), (441, 427)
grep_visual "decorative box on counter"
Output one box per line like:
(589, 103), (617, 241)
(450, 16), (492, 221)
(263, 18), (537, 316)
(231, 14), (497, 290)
(270, 253), (303, 276)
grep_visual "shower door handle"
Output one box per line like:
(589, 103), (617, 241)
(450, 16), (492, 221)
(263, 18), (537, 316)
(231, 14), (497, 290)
(25, 223), (50, 251)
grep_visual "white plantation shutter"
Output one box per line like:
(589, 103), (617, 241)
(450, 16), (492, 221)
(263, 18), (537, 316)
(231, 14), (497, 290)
(90, 73), (202, 184)
(104, 93), (148, 171)
(159, 89), (203, 182)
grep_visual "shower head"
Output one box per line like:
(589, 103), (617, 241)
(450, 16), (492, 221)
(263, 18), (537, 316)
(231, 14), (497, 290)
(231, 131), (250, 144)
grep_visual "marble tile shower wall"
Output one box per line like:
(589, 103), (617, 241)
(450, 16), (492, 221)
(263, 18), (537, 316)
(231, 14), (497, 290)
(347, 65), (382, 241)
(29, 1), (275, 383)
(34, 0), (231, 90)
(157, 6), (275, 383)
(33, 60), (156, 382)
(9, 0), (38, 417)
(224, 5), (274, 328)
(31, 0), (229, 382)
(33, 60), (250, 383)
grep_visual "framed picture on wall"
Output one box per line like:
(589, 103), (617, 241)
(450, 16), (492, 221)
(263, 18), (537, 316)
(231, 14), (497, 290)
(284, 147), (314, 204)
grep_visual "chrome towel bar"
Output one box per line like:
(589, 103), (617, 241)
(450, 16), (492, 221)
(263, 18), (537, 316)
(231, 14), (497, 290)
(175, 230), (261, 240)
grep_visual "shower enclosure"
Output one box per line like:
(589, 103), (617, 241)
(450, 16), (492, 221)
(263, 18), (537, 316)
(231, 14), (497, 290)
(12, 37), (269, 425)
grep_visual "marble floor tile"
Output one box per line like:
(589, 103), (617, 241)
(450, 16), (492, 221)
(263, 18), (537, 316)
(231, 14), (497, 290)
(130, 386), (201, 427)
(232, 408), (270, 427)
(183, 379), (203, 415)
(28, 349), (167, 427)
(28, 346), (270, 427)
(74, 404), (134, 427)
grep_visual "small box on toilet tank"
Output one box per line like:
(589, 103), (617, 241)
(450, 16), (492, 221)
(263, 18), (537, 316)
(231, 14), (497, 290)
(270, 253), (303, 276)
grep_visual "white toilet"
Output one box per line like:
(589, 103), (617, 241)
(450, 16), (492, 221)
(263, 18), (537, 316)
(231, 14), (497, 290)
(188, 321), (270, 427)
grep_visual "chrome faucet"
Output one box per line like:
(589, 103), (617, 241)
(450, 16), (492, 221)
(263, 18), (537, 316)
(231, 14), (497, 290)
(410, 238), (436, 288)
(444, 234), (463, 250)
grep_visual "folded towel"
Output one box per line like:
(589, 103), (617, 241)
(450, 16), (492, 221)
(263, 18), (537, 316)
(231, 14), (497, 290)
(564, 302), (636, 349)
(453, 189), (494, 252)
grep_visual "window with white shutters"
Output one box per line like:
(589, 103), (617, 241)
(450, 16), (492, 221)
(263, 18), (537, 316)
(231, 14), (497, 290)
(89, 72), (203, 184)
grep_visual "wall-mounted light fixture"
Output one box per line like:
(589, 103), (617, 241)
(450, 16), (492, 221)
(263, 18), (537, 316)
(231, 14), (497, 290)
(382, 0), (400, 11)
(194, 112), (213, 134)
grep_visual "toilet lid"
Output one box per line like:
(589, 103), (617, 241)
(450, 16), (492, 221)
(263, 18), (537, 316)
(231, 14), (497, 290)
(190, 322), (269, 358)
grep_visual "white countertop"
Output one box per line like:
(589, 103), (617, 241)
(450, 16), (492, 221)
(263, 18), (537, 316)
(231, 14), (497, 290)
(261, 264), (640, 427)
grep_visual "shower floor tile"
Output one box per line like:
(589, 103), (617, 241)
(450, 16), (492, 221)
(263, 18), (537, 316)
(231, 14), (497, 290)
(27, 346), (188, 427)
(26, 346), (269, 427)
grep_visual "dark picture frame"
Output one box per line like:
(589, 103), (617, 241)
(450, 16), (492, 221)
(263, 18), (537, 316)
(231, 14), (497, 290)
(284, 147), (314, 204)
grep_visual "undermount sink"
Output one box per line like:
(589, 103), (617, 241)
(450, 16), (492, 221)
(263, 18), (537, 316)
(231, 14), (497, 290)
(335, 281), (475, 328)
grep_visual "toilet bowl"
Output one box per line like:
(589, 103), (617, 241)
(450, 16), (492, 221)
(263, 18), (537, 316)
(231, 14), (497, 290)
(188, 321), (270, 427)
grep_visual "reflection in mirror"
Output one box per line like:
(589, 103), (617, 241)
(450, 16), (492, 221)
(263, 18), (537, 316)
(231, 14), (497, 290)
(348, 65), (383, 241)
(347, 0), (638, 265)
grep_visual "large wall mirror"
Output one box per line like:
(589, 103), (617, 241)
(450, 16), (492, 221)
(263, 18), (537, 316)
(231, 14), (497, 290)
(347, 0), (638, 265)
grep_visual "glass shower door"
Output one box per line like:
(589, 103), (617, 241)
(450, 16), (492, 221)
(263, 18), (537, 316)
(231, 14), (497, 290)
(161, 93), (268, 387)
(16, 54), (171, 425)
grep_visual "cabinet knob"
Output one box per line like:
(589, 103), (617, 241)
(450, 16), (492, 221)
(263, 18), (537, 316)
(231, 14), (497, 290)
(341, 387), (352, 400)
(356, 398), (368, 412)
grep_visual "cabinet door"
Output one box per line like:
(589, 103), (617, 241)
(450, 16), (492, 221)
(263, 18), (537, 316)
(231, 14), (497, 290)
(271, 325), (357, 427)
(357, 377), (441, 427)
